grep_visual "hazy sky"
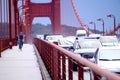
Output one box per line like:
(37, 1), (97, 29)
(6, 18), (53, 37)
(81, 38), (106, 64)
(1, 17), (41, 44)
(30, 0), (120, 31)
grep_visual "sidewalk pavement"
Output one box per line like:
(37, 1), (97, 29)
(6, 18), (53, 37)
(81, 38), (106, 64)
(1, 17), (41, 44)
(0, 44), (42, 80)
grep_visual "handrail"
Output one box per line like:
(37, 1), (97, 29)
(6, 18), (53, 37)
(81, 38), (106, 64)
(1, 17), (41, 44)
(34, 38), (120, 80)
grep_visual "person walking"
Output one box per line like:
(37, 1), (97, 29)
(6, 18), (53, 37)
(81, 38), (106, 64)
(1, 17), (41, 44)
(18, 32), (24, 50)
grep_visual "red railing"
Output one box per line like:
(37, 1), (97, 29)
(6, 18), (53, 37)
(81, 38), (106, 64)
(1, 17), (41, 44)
(0, 0), (19, 56)
(34, 38), (120, 80)
(0, 38), (17, 57)
(0, 38), (9, 56)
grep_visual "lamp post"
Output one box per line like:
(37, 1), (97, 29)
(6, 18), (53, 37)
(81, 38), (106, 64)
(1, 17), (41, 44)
(97, 18), (105, 35)
(107, 14), (116, 34)
(84, 24), (89, 36)
(89, 21), (96, 33)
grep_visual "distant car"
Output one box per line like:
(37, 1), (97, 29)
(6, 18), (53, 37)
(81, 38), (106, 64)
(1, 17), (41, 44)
(76, 29), (87, 38)
(99, 35), (119, 46)
(58, 38), (74, 50)
(46, 35), (74, 50)
(73, 38), (102, 60)
(64, 36), (76, 44)
(88, 34), (101, 39)
(94, 46), (120, 75)
(36, 34), (44, 39)
(45, 34), (63, 42)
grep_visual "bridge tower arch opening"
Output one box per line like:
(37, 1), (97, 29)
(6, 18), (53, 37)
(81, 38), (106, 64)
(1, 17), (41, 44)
(31, 17), (52, 39)
(23, 0), (61, 43)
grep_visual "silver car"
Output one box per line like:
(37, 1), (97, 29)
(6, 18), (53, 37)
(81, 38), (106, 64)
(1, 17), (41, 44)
(73, 38), (102, 60)
(94, 46), (120, 74)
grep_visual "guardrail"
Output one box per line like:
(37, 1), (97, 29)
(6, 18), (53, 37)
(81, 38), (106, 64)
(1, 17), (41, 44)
(0, 38), (17, 57)
(34, 38), (120, 80)
(0, 38), (9, 57)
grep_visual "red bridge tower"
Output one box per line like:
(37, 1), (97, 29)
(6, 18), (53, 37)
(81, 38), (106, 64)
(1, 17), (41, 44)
(22, 0), (61, 42)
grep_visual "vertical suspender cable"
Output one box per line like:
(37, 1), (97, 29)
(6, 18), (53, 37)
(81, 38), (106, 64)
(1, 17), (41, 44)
(71, 0), (93, 34)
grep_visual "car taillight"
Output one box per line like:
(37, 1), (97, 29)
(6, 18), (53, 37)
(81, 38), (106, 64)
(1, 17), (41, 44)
(53, 41), (58, 45)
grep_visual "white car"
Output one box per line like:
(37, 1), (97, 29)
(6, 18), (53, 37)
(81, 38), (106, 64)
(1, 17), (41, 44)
(73, 38), (102, 60)
(76, 29), (87, 38)
(94, 46), (120, 74)
(58, 38), (74, 50)
(64, 36), (76, 44)
(45, 34), (63, 42)
(88, 34), (101, 39)
(46, 35), (74, 50)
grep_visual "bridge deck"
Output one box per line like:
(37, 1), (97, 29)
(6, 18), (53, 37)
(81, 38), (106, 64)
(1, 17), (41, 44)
(0, 44), (42, 80)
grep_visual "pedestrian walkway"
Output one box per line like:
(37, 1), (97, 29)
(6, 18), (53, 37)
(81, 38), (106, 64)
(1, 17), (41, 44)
(0, 44), (42, 80)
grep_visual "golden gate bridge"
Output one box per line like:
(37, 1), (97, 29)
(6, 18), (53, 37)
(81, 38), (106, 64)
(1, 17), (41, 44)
(0, 0), (120, 80)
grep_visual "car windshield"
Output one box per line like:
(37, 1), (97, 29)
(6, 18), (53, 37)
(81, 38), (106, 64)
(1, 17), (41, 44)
(77, 34), (86, 37)
(78, 40), (101, 49)
(58, 39), (73, 45)
(99, 49), (120, 60)
(100, 36), (118, 43)
(46, 35), (63, 41)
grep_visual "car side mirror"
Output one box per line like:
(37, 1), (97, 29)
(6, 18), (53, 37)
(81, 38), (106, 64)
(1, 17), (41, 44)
(69, 46), (75, 52)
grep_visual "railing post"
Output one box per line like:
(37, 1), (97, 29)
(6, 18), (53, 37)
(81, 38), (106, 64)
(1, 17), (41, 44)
(52, 48), (59, 80)
(78, 63), (84, 80)
(58, 51), (61, 80)
(62, 54), (66, 80)
(68, 57), (73, 80)
(0, 39), (1, 57)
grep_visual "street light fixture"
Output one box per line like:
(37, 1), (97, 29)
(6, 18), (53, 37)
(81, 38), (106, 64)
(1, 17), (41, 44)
(97, 18), (105, 35)
(89, 21), (96, 33)
(107, 14), (116, 34)
(84, 24), (90, 35)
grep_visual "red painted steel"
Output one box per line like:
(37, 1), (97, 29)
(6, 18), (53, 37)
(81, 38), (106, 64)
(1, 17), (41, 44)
(34, 38), (120, 80)
(78, 63), (84, 80)
(14, 0), (18, 45)
(105, 24), (120, 35)
(68, 57), (73, 80)
(0, 0), (2, 39)
(0, 0), (18, 55)
(0, 0), (1, 56)
(62, 54), (66, 80)
(9, 0), (12, 49)
(22, 0), (61, 43)
(71, 0), (93, 34)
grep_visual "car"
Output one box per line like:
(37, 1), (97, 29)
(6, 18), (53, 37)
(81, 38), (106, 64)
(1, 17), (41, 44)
(99, 35), (119, 46)
(58, 38), (74, 50)
(94, 46), (120, 75)
(76, 29), (87, 38)
(73, 38), (102, 61)
(72, 38), (102, 71)
(36, 34), (44, 39)
(64, 36), (76, 44)
(88, 34), (101, 39)
(45, 34), (63, 42)
(45, 35), (74, 50)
